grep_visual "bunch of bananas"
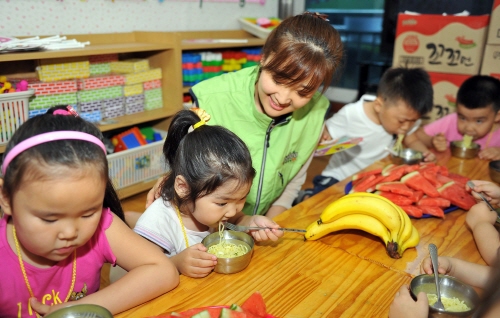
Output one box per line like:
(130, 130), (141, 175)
(304, 192), (419, 259)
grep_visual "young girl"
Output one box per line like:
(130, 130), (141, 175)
(0, 106), (179, 317)
(389, 252), (498, 318)
(133, 110), (283, 278)
(144, 11), (344, 219)
(413, 75), (500, 160)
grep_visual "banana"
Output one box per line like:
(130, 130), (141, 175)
(305, 213), (399, 258)
(395, 206), (413, 247)
(318, 192), (402, 243)
(398, 225), (420, 256)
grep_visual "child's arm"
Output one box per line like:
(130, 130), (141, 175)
(466, 202), (500, 265)
(404, 132), (436, 162)
(170, 243), (217, 278)
(230, 213), (284, 242)
(76, 214), (179, 314)
(479, 146), (500, 161)
(413, 127), (448, 152)
(421, 256), (491, 289)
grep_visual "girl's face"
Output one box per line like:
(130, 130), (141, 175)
(189, 179), (251, 230)
(0, 166), (105, 267)
(456, 103), (500, 140)
(254, 65), (317, 119)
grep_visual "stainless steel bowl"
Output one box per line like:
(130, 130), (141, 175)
(389, 148), (423, 165)
(202, 230), (254, 274)
(489, 160), (500, 184)
(410, 274), (480, 317)
(44, 304), (113, 318)
(450, 141), (480, 159)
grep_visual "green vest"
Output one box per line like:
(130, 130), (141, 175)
(191, 66), (329, 215)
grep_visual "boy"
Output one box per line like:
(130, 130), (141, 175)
(413, 75), (500, 160)
(296, 67), (434, 201)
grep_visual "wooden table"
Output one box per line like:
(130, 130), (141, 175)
(116, 152), (493, 318)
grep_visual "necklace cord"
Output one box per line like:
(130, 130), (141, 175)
(12, 226), (77, 312)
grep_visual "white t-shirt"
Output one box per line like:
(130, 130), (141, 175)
(321, 94), (420, 181)
(134, 199), (211, 256)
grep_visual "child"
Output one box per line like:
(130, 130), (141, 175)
(389, 252), (497, 318)
(0, 106), (179, 317)
(466, 180), (500, 265)
(133, 110), (284, 278)
(413, 75), (500, 160)
(297, 67), (434, 201)
(144, 12), (344, 219)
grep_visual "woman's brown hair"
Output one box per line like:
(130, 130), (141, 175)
(260, 12), (343, 95)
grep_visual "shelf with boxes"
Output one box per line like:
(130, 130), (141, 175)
(178, 30), (265, 104)
(0, 31), (183, 198)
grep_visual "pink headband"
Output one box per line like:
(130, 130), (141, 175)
(2, 131), (107, 175)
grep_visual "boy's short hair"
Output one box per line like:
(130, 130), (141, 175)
(457, 75), (500, 113)
(377, 67), (433, 116)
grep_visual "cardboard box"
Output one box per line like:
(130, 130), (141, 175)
(393, 14), (489, 75)
(480, 44), (500, 79)
(422, 72), (471, 125)
(488, 0), (500, 44)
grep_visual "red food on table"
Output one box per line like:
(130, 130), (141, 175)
(401, 171), (440, 198)
(352, 167), (383, 181)
(418, 205), (445, 218)
(375, 181), (414, 197)
(400, 205), (424, 218)
(416, 197), (451, 208)
(447, 172), (470, 187)
(407, 190), (424, 203)
(375, 191), (414, 206)
(437, 181), (476, 211)
(241, 291), (267, 317)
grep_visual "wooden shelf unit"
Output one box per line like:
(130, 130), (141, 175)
(0, 30), (263, 198)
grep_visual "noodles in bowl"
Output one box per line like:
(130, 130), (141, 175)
(207, 223), (250, 258)
(202, 227), (254, 274)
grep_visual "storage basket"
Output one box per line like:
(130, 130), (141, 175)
(0, 89), (34, 144)
(107, 130), (167, 190)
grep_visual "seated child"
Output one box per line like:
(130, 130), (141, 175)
(133, 109), (283, 278)
(389, 252), (497, 318)
(297, 67), (434, 201)
(466, 180), (500, 265)
(413, 75), (500, 160)
(0, 106), (179, 317)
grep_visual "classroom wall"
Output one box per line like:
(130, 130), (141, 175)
(1, 0), (304, 37)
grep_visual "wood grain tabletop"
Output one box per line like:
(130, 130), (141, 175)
(116, 151), (493, 318)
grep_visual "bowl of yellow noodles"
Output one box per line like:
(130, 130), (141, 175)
(202, 229), (254, 274)
(410, 274), (479, 317)
(451, 136), (480, 159)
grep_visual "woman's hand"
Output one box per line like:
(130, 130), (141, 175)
(389, 285), (429, 318)
(246, 216), (283, 242)
(172, 243), (217, 278)
(146, 176), (165, 209)
(431, 133), (448, 152)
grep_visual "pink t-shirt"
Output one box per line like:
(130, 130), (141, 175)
(424, 113), (500, 148)
(0, 208), (116, 318)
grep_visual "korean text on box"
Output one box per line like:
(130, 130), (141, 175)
(393, 14), (489, 75)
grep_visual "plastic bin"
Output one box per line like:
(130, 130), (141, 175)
(0, 89), (34, 144)
(107, 130), (167, 190)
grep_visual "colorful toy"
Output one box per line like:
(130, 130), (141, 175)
(0, 82), (12, 93)
(111, 127), (148, 153)
(15, 80), (28, 92)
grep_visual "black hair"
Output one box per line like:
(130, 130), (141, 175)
(161, 110), (255, 212)
(260, 11), (343, 95)
(1, 106), (125, 222)
(377, 67), (433, 116)
(457, 75), (500, 113)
